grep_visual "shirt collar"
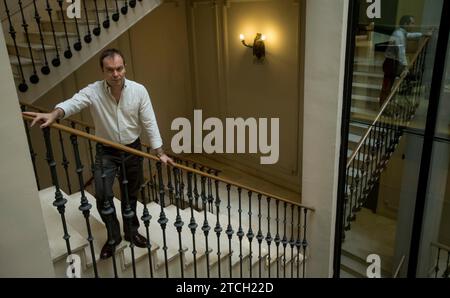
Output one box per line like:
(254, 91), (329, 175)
(103, 78), (127, 93)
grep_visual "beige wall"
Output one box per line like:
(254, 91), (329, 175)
(302, 0), (348, 277)
(396, 0), (425, 26)
(187, 0), (304, 195)
(32, 0), (304, 197)
(0, 25), (54, 277)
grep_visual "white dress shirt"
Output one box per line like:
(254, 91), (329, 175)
(56, 78), (163, 149)
(385, 27), (422, 66)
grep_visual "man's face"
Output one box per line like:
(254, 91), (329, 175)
(102, 54), (126, 88)
(406, 17), (416, 32)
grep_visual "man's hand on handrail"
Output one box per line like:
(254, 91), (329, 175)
(155, 147), (174, 166)
(159, 153), (175, 166)
(22, 108), (64, 128)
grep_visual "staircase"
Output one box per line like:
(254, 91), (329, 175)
(39, 185), (305, 278)
(2, 0), (162, 103)
(21, 112), (312, 278)
(339, 34), (430, 277)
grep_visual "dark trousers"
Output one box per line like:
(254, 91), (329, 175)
(94, 138), (143, 243)
(380, 58), (405, 107)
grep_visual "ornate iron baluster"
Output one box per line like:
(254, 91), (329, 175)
(4, 0), (27, 92)
(290, 204), (295, 278)
(92, 0), (101, 36)
(130, 0), (138, 9)
(247, 191), (254, 278)
(56, 121), (71, 194)
(96, 144), (118, 277)
(214, 180), (222, 278)
(201, 176), (211, 277)
(121, 0), (129, 15)
(167, 164), (174, 205)
(56, 0), (73, 58)
(156, 162), (170, 277)
(69, 0), (82, 51)
(225, 184), (234, 278)
(302, 208), (309, 278)
(173, 168), (185, 278)
(145, 147), (156, 203)
(193, 164), (199, 209)
(434, 247), (441, 278)
(85, 127), (95, 178)
(187, 172), (198, 277)
(274, 200), (280, 278)
(296, 206), (301, 278)
(18, 0), (39, 84)
(102, 0), (111, 28)
(257, 194), (263, 278)
(45, 0), (61, 67)
(32, 0), (50, 75)
(42, 127), (72, 266)
(444, 251), (450, 278)
(237, 187), (244, 277)
(347, 159), (356, 228)
(342, 173), (349, 240)
(112, 0), (120, 21)
(139, 182), (154, 277)
(179, 165), (186, 209)
(70, 134), (98, 277)
(265, 197), (272, 278)
(282, 202), (288, 278)
(21, 106), (40, 189)
(355, 147), (363, 210)
(120, 152), (137, 277)
(207, 171), (214, 213)
(81, 0), (92, 42)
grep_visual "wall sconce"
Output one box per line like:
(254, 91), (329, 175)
(240, 33), (266, 61)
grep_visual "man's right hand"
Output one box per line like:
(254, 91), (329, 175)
(22, 108), (64, 128)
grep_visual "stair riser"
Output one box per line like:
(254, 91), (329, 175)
(353, 64), (382, 73)
(56, 9), (121, 22)
(41, 21), (93, 35)
(349, 124), (369, 136)
(28, 32), (78, 50)
(353, 75), (383, 85)
(352, 98), (379, 110)
(352, 86), (382, 98)
(10, 62), (42, 79)
(7, 44), (57, 63)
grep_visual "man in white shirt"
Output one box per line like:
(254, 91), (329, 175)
(379, 15), (423, 106)
(23, 48), (173, 259)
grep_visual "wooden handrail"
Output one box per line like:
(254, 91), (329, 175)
(347, 37), (430, 168)
(20, 101), (220, 173)
(393, 255), (406, 278)
(22, 114), (314, 212)
(431, 241), (450, 252)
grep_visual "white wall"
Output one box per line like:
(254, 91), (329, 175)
(0, 25), (54, 277)
(302, 0), (349, 277)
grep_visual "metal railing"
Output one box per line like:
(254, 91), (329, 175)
(22, 113), (314, 278)
(430, 242), (450, 278)
(20, 101), (221, 195)
(342, 37), (430, 234)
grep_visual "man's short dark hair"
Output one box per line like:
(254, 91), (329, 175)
(99, 48), (125, 69)
(400, 15), (414, 27)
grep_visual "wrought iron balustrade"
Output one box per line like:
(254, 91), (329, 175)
(22, 113), (314, 278)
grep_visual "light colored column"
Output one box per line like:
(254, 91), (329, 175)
(302, 0), (349, 277)
(0, 26), (54, 277)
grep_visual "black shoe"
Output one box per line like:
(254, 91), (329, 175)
(124, 233), (147, 248)
(100, 238), (122, 260)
